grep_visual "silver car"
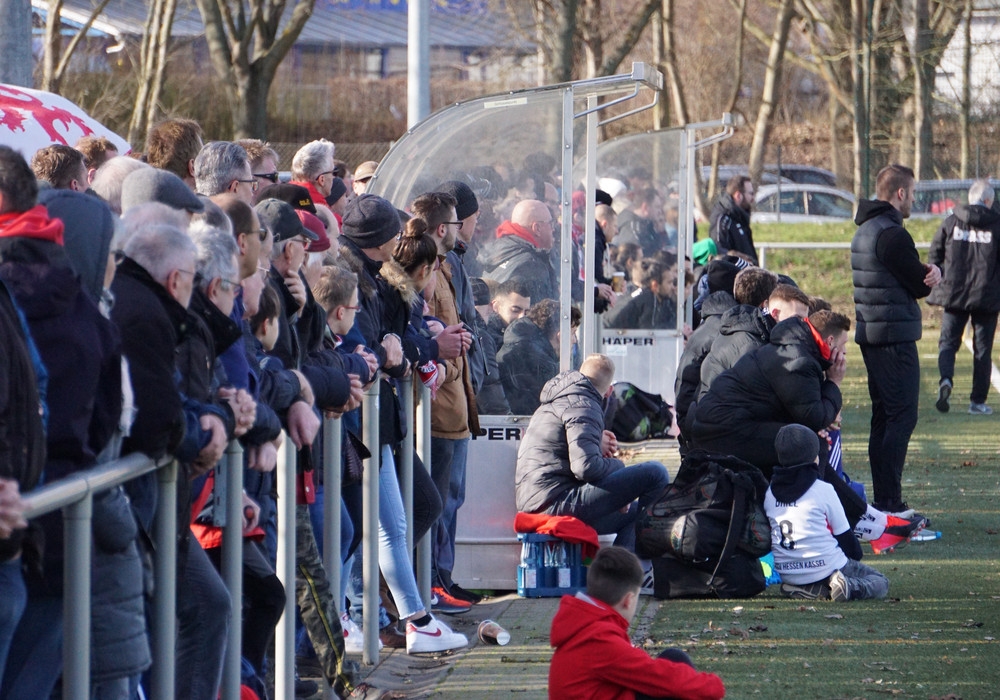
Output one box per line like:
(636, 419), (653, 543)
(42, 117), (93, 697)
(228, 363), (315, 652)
(752, 183), (856, 224)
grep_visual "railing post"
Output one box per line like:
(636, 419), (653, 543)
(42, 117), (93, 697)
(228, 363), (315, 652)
(63, 494), (92, 700)
(152, 461), (178, 700)
(415, 382), (432, 609)
(362, 381), (380, 665)
(759, 244), (767, 269)
(275, 433), (296, 700)
(322, 416), (342, 700)
(399, 376), (414, 555)
(220, 440), (244, 700)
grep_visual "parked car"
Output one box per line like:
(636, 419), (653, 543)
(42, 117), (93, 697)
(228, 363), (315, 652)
(752, 183), (856, 224)
(771, 164), (837, 187)
(910, 178), (1000, 219)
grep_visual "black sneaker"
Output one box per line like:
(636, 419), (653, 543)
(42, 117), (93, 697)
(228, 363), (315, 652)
(936, 378), (952, 413)
(448, 582), (484, 604)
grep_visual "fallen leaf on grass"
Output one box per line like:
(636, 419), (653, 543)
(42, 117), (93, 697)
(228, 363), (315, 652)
(962, 621), (983, 628)
(825, 613), (844, 619)
(986, 528), (998, 535)
(749, 625), (768, 632)
(821, 638), (836, 647)
(929, 693), (963, 700)
(797, 605), (818, 612)
(728, 627), (749, 640)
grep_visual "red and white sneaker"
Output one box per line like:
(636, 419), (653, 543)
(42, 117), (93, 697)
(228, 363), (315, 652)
(430, 586), (471, 614)
(405, 614), (468, 654)
(870, 514), (928, 554)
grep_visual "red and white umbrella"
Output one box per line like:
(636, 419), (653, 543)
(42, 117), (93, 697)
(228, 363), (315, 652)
(0, 83), (131, 160)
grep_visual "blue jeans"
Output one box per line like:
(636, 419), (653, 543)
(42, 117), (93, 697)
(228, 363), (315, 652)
(840, 558), (890, 600)
(430, 437), (469, 580)
(0, 595), (62, 700)
(378, 446), (423, 619)
(0, 559), (26, 686)
(175, 540), (231, 700)
(545, 461), (670, 550)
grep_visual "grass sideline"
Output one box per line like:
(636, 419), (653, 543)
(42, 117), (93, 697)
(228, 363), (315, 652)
(638, 221), (1000, 700)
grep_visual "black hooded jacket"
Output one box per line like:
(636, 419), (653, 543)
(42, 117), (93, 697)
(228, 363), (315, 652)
(709, 193), (757, 264)
(927, 203), (1000, 312)
(674, 290), (737, 425)
(689, 317), (842, 475)
(697, 304), (775, 401)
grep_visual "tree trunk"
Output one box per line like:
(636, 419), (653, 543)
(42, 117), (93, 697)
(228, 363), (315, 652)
(851, 0), (869, 200)
(652, 7), (666, 129)
(960, 0), (972, 178)
(906, 0), (934, 178)
(709, 0), (746, 203)
(747, 0), (796, 187)
(128, 0), (178, 147)
(41, 0), (63, 92)
(555, 0), (578, 82)
(0, 0), (32, 86)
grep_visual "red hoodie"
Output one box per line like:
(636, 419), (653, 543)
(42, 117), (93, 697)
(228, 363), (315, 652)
(0, 205), (64, 245)
(549, 593), (726, 700)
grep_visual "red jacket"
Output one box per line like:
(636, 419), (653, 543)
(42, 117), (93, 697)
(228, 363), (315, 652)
(548, 593), (725, 700)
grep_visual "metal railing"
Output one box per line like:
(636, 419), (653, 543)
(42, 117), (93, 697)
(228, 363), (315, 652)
(21, 374), (429, 700)
(756, 240), (930, 269)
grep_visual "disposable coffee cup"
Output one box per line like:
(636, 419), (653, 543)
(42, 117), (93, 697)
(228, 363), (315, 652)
(611, 271), (625, 293)
(477, 620), (510, 646)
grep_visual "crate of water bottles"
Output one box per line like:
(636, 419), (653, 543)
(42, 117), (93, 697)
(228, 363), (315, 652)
(516, 533), (588, 598)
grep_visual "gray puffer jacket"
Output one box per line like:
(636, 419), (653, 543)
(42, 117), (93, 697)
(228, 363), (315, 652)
(515, 370), (624, 513)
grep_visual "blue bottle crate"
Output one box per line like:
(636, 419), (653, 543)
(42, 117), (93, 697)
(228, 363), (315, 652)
(516, 533), (588, 598)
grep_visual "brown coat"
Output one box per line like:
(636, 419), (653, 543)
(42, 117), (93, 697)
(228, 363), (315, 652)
(428, 258), (479, 439)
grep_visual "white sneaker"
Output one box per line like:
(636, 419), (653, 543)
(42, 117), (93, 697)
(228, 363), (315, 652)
(342, 611), (381, 653)
(405, 614), (468, 654)
(829, 570), (849, 602)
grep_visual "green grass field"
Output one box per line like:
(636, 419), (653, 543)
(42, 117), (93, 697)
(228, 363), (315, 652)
(641, 222), (1000, 700)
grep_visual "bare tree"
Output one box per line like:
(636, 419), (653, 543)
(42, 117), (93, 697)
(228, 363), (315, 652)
(195, 0), (316, 139)
(747, 0), (796, 187)
(707, 0), (746, 203)
(128, 0), (178, 147)
(959, 0), (972, 178)
(40, 0), (114, 93)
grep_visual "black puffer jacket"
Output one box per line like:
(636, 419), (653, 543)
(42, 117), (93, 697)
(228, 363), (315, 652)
(689, 317), (842, 474)
(603, 288), (676, 330)
(497, 316), (559, 416)
(674, 291), (737, 425)
(709, 193), (757, 264)
(514, 370), (624, 513)
(851, 199), (930, 345)
(697, 304), (774, 400)
(927, 203), (1000, 312)
(478, 233), (558, 303)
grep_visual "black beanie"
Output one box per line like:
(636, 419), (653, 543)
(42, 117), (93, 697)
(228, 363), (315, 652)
(325, 176), (348, 206)
(706, 260), (739, 294)
(436, 180), (479, 220)
(775, 424), (821, 467)
(341, 193), (401, 249)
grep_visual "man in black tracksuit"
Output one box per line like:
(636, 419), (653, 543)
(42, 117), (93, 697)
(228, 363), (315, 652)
(927, 180), (1000, 415)
(851, 164), (941, 514)
(709, 175), (758, 265)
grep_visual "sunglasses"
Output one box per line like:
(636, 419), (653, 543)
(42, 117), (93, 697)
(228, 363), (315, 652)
(253, 172), (279, 183)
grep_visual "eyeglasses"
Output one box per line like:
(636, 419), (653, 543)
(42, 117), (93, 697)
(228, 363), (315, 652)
(257, 265), (270, 281)
(234, 178), (259, 193)
(442, 221), (463, 227)
(246, 228), (267, 242)
(316, 171), (334, 181)
(253, 172), (279, 183)
(340, 304), (361, 311)
(218, 278), (242, 292)
(176, 268), (196, 277)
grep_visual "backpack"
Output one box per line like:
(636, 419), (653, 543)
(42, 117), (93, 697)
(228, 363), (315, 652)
(636, 450), (771, 599)
(604, 382), (673, 442)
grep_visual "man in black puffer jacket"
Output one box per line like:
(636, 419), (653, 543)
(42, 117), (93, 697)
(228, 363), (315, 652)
(673, 289), (737, 431)
(689, 315), (845, 476)
(515, 354), (669, 550)
(851, 164), (940, 514)
(927, 179), (1000, 416)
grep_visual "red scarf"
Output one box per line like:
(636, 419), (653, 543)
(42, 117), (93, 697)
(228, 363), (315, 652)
(0, 205), (64, 245)
(495, 220), (539, 247)
(804, 317), (832, 361)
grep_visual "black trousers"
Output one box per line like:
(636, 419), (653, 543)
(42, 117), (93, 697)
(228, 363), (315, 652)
(938, 308), (999, 404)
(860, 341), (920, 511)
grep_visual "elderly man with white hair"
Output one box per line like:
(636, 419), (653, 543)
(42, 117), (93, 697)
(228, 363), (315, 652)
(110, 214), (233, 700)
(290, 138), (336, 212)
(194, 141), (257, 205)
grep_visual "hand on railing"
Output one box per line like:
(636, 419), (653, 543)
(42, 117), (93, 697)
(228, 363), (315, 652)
(287, 400), (320, 449)
(246, 440), (278, 473)
(356, 345), (379, 383)
(192, 414), (228, 478)
(219, 387), (256, 438)
(241, 492), (260, 534)
(0, 479), (27, 538)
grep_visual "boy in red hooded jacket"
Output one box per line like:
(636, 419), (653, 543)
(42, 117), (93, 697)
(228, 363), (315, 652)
(549, 547), (725, 700)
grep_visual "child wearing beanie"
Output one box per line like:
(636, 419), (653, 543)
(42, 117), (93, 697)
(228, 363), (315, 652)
(765, 424), (890, 602)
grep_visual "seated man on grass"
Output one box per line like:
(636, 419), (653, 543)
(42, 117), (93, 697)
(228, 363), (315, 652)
(549, 546), (726, 700)
(766, 424), (890, 602)
(514, 354), (669, 551)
